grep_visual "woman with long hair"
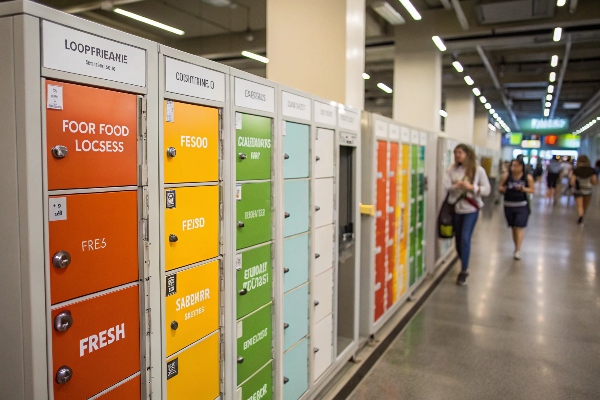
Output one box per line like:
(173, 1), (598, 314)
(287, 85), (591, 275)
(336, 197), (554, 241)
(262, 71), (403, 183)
(499, 158), (535, 260)
(444, 144), (491, 286)
(571, 155), (598, 224)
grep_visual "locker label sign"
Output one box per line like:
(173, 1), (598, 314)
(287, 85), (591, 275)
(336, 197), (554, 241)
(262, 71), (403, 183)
(166, 274), (177, 296)
(235, 78), (275, 112)
(167, 358), (179, 380)
(42, 21), (146, 87)
(314, 101), (336, 126)
(338, 108), (360, 132)
(282, 91), (311, 121)
(49, 197), (67, 221)
(165, 57), (226, 102)
(47, 84), (63, 110)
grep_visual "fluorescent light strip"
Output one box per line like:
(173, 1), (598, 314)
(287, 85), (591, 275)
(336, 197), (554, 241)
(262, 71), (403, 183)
(432, 36), (446, 51)
(372, 1), (406, 25)
(547, 94), (553, 101)
(399, 0), (422, 20)
(377, 82), (393, 93)
(553, 27), (562, 42)
(241, 51), (269, 63)
(114, 8), (184, 35)
(479, 96), (487, 103)
(362, 72), (371, 79)
(439, 110), (448, 118)
(557, 0), (566, 7)
(452, 61), (464, 72)
(544, 109), (550, 117)
(549, 72), (556, 82)
(489, 108), (495, 114)
(493, 113), (499, 118)
(545, 102), (552, 108)
(484, 103), (491, 110)
(472, 88), (481, 96)
(551, 55), (558, 67)
(464, 76), (474, 85)
(548, 85), (555, 93)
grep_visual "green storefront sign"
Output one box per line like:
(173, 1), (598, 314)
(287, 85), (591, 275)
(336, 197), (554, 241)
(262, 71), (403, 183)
(518, 118), (569, 134)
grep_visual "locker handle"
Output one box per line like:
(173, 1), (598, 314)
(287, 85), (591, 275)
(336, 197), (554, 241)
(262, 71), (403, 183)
(315, 206), (321, 211)
(284, 212), (290, 218)
(54, 311), (73, 332)
(166, 147), (177, 157)
(239, 288), (248, 296)
(284, 323), (289, 329)
(316, 156), (320, 161)
(314, 348), (320, 353)
(239, 153), (247, 160)
(284, 153), (290, 159)
(51, 145), (68, 159)
(283, 268), (290, 273)
(314, 300), (320, 306)
(283, 377), (289, 384)
(170, 321), (179, 330)
(52, 250), (71, 269)
(169, 234), (178, 243)
(237, 356), (244, 364)
(315, 253), (320, 259)
(237, 221), (245, 228)
(55, 366), (73, 385)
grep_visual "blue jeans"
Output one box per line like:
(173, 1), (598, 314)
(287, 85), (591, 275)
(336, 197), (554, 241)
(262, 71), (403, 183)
(454, 211), (479, 272)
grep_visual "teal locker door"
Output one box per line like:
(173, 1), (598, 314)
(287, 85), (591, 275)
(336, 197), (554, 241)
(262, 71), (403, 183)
(284, 179), (310, 237)
(283, 284), (309, 351)
(283, 122), (310, 179)
(283, 234), (310, 292)
(283, 338), (309, 400)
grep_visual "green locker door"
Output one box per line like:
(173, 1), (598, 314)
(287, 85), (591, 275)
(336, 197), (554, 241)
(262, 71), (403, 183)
(236, 113), (272, 181)
(237, 244), (272, 319)
(237, 182), (272, 250)
(237, 361), (273, 400)
(237, 303), (273, 385)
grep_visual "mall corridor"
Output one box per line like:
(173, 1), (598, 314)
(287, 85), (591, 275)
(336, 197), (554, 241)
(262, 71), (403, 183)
(348, 188), (600, 400)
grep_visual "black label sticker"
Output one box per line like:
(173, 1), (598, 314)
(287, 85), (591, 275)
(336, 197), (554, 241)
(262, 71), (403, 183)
(167, 357), (178, 380)
(166, 274), (177, 297)
(166, 190), (176, 209)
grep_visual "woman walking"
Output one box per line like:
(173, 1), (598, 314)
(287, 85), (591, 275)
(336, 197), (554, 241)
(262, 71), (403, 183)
(444, 144), (491, 286)
(571, 155), (597, 224)
(499, 158), (535, 260)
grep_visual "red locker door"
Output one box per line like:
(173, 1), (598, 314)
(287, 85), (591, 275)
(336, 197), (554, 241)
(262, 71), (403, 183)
(374, 141), (388, 322)
(386, 143), (399, 310)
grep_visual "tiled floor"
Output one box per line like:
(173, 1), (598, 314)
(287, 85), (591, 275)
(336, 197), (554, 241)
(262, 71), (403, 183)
(348, 185), (600, 400)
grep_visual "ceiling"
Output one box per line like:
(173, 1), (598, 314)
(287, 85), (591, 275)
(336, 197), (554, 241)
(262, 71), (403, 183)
(33, 0), (600, 134)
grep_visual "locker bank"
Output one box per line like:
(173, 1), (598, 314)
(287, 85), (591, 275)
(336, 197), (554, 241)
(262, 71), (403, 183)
(0, 2), (466, 399)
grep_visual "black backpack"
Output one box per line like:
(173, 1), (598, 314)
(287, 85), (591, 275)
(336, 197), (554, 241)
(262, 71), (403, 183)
(437, 193), (455, 238)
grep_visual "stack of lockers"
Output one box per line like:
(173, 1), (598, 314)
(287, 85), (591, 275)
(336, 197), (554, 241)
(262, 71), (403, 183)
(234, 107), (275, 398)
(162, 99), (222, 398)
(46, 80), (143, 399)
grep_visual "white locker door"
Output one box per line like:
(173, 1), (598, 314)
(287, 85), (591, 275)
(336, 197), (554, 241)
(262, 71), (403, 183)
(313, 224), (334, 276)
(314, 177), (334, 228)
(314, 128), (335, 178)
(312, 315), (333, 381)
(313, 268), (333, 322)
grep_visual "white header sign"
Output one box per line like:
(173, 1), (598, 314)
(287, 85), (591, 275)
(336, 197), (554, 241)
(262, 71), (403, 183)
(411, 130), (419, 143)
(420, 132), (428, 145)
(234, 77), (275, 113)
(400, 127), (410, 142)
(389, 125), (400, 141)
(375, 120), (388, 139)
(338, 108), (360, 132)
(282, 91), (311, 121)
(165, 57), (225, 102)
(314, 101), (336, 125)
(42, 21), (146, 87)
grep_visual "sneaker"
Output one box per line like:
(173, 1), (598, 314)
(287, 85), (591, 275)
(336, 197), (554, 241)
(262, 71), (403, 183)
(578, 216), (583, 224)
(456, 271), (469, 286)
(514, 251), (521, 260)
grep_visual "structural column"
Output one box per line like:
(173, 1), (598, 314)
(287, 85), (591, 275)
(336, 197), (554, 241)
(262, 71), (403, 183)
(473, 109), (500, 150)
(266, 0), (365, 108)
(444, 87), (475, 144)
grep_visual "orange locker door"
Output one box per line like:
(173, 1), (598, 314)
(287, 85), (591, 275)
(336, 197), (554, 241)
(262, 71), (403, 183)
(96, 375), (141, 400)
(45, 81), (138, 190)
(374, 140), (388, 321)
(51, 285), (140, 400)
(387, 142), (399, 308)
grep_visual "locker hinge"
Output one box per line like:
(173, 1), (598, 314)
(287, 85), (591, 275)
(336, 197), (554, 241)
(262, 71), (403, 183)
(138, 96), (148, 186)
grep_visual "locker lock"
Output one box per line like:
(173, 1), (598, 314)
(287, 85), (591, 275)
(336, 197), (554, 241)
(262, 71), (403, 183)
(169, 234), (179, 243)
(166, 147), (177, 157)
(314, 300), (320, 306)
(316, 156), (321, 161)
(283, 268), (289, 273)
(284, 153), (290, 160)
(171, 321), (179, 330)
(52, 251), (71, 269)
(55, 366), (73, 385)
(237, 356), (244, 364)
(284, 212), (290, 218)
(238, 153), (247, 160)
(283, 323), (289, 329)
(315, 206), (321, 211)
(239, 288), (248, 296)
(51, 145), (68, 159)
(237, 221), (245, 228)
(53, 311), (73, 332)
(315, 253), (320, 259)
(283, 377), (289, 384)
(314, 348), (320, 353)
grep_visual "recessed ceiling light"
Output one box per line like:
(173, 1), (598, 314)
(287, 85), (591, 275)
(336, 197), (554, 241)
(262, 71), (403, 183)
(551, 55), (558, 67)
(549, 72), (556, 82)
(464, 76), (474, 85)
(452, 61), (464, 72)
(548, 85), (555, 93)
(480, 96), (487, 103)
(544, 109), (550, 117)
(114, 8), (185, 35)
(472, 88), (481, 96)
(432, 36), (446, 52)
(557, 0), (566, 7)
(362, 72), (371, 79)
(489, 108), (495, 114)
(545, 102), (552, 108)
(439, 110), (448, 117)
(547, 94), (553, 101)
(553, 27), (562, 42)
(399, 0), (422, 20)
(241, 51), (269, 63)
(377, 83), (393, 93)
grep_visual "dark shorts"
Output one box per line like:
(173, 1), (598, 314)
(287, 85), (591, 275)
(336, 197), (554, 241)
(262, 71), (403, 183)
(504, 206), (530, 228)
(547, 173), (559, 188)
